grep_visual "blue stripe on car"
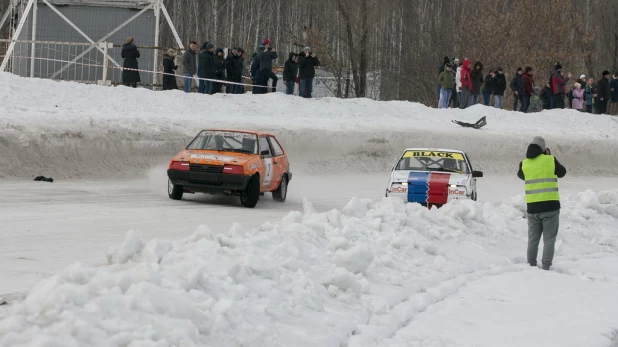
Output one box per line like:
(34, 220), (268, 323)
(407, 171), (429, 203)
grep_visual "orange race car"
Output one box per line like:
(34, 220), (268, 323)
(167, 129), (291, 208)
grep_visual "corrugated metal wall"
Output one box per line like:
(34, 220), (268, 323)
(12, 3), (156, 86)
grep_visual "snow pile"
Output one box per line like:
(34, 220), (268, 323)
(1, 72), (618, 179)
(2, 192), (618, 346)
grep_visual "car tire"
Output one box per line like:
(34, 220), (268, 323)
(472, 192), (477, 201)
(168, 178), (183, 200)
(272, 174), (288, 202)
(240, 174), (260, 208)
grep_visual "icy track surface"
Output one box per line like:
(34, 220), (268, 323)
(1, 189), (618, 347)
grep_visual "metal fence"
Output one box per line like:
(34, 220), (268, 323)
(0, 38), (378, 97)
(0, 38), (170, 87)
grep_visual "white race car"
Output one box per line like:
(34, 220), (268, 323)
(385, 148), (483, 207)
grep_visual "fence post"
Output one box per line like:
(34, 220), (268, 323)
(0, 0), (35, 72)
(153, 0), (161, 89)
(29, 0), (37, 77)
(102, 40), (109, 86)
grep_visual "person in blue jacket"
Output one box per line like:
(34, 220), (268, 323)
(259, 39), (278, 92)
(250, 44), (265, 94)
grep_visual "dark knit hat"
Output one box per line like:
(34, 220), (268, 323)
(602, 70), (611, 76)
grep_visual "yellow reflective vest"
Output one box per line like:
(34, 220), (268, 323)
(521, 154), (560, 203)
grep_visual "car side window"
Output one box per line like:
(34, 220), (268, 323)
(268, 137), (284, 156)
(259, 137), (272, 157)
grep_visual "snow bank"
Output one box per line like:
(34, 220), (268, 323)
(1, 72), (618, 179)
(2, 191), (617, 346)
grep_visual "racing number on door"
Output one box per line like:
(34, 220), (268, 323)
(266, 162), (272, 180)
(262, 158), (274, 186)
(259, 136), (274, 187)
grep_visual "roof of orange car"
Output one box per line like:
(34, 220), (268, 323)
(199, 128), (276, 137)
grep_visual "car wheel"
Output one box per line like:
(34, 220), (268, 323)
(168, 178), (183, 200)
(272, 174), (288, 202)
(472, 192), (477, 201)
(240, 175), (260, 208)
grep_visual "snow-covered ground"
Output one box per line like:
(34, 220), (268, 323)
(1, 181), (618, 347)
(1, 73), (618, 346)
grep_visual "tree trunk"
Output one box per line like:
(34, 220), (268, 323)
(358, 0), (368, 97)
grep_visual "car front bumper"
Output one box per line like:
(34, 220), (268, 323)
(168, 170), (251, 193)
(386, 184), (471, 203)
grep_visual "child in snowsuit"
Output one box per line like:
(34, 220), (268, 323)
(572, 83), (584, 111)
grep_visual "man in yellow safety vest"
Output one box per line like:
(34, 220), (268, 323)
(517, 136), (567, 270)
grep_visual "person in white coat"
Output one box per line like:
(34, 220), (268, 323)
(456, 66), (462, 107)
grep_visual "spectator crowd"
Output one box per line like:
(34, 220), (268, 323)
(437, 56), (618, 115)
(121, 38), (617, 112)
(151, 38), (320, 97)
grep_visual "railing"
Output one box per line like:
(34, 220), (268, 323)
(0, 38), (364, 97)
(0, 38), (168, 88)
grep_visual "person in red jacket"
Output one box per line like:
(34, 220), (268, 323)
(551, 64), (571, 109)
(459, 59), (473, 109)
(523, 67), (535, 113)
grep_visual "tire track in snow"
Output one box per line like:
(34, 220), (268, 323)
(343, 251), (617, 346)
(341, 263), (526, 347)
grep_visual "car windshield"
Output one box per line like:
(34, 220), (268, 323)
(186, 130), (258, 154)
(395, 150), (469, 173)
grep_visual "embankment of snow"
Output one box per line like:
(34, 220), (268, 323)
(1, 190), (617, 346)
(2, 72), (618, 179)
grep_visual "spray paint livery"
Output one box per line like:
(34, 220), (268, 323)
(167, 129), (291, 208)
(385, 148), (483, 207)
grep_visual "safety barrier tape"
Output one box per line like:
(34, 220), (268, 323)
(6, 55), (271, 88)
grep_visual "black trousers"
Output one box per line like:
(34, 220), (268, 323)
(251, 77), (260, 94)
(553, 93), (564, 109)
(597, 99), (608, 114)
(261, 69), (278, 92)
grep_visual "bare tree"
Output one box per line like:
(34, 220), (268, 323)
(2, 0), (616, 106)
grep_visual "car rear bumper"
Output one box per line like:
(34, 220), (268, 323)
(168, 170), (251, 193)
